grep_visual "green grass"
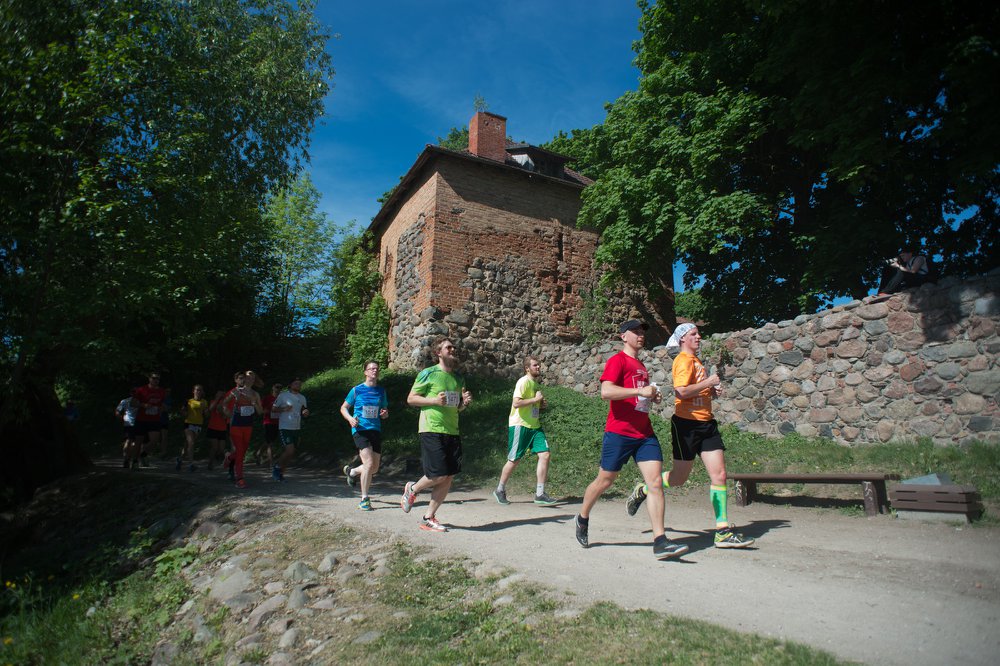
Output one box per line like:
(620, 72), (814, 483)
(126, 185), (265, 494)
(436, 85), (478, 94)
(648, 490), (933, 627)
(332, 544), (845, 665)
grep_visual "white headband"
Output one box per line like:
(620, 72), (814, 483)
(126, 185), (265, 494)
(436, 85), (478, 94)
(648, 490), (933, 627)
(666, 323), (697, 351)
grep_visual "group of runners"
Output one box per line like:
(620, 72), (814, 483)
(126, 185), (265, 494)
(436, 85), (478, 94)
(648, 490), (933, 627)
(115, 316), (754, 559)
(386, 318), (753, 557)
(115, 370), (309, 489)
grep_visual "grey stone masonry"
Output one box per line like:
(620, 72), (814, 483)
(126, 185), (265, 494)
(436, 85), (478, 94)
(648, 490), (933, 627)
(537, 272), (999, 446)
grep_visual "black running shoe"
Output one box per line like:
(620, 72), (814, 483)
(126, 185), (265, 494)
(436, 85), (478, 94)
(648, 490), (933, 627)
(653, 538), (689, 560)
(625, 482), (647, 516)
(575, 515), (589, 548)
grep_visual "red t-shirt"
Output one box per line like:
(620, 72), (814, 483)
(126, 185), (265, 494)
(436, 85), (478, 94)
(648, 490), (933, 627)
(133, 385), (167, 423)
(599, 351), (654, 438)
(262, 394), (277, 425)
(207, 398), (228, 431)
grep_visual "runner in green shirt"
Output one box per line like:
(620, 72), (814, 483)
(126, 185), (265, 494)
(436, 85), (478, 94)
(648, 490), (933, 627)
(400, 337), (472, 532)
(493, 355), (558, 506)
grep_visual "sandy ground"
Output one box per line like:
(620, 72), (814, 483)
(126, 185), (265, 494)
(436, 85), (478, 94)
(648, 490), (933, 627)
(122, 460), (1000, 665)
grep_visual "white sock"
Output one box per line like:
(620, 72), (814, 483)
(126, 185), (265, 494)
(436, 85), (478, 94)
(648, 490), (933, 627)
(497, 482), (506, 492)
(536, 483), (545, 495)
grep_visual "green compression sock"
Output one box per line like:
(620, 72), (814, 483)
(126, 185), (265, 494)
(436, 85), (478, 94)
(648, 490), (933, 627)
(711, 484), (729, 529)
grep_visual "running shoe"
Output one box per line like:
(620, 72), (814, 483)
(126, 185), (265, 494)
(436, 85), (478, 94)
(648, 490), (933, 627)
(400, 481), (416, 513)
(235, 478), (247, 489)
(344, 465), (357, 487)
(625, 482), (647, 516)
(175, 457), (182, 471)
(358, 497), (373, 511)
(419, 516), (448, 532)
(493, 488), (510, 505)
(534, 493), (558, 506)
(715, 529), (755, 549)
(575, 515), (589, 548)
(653, 538), (689, 560)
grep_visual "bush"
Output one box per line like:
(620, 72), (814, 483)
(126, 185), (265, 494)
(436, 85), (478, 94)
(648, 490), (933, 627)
(348, 294), (390, 367)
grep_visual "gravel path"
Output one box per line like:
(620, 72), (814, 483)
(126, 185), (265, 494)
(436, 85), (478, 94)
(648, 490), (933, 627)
(144, 461), (1000, 665)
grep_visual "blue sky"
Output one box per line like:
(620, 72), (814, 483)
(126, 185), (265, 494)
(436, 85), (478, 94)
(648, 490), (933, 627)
(309, 2), (696, 290)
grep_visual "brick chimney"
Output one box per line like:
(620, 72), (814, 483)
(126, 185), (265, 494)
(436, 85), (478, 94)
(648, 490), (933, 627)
(468, 111), (507, 162)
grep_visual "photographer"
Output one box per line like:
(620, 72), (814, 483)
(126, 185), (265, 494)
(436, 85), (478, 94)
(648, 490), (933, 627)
(878, 246), (930, 295)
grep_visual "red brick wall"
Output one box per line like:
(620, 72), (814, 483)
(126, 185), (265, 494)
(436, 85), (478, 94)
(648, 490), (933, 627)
(429, 155), (595, 337)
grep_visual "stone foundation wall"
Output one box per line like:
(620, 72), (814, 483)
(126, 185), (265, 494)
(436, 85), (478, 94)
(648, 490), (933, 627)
(537, 272), (1000, 446)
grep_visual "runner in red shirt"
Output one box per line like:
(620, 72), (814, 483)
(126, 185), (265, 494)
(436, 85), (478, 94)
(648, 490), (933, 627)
(134, 372), (167, 466)
(574, 320), (688, 560)
(205, 390), (229, 470)
(222, 371), (263, 489)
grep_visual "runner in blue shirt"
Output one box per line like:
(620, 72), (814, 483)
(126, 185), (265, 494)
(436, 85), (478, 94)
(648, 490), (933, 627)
(341, 360), (389, 511)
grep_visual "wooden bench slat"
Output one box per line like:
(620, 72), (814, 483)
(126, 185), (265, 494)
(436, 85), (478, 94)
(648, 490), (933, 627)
(889, 490), (980, 502)
(888, 484), (978, 495)
(890, 499), (984, 513)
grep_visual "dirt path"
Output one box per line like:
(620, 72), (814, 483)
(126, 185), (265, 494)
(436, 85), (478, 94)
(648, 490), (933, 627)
(137, 461), (1000, 665)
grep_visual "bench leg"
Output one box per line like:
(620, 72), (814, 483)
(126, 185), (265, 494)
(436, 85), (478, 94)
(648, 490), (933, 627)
(734, 480), (757, 506)
(874, 481), (890, 514)
(862, 481), (878, 517)
(734, 480), (749, 507)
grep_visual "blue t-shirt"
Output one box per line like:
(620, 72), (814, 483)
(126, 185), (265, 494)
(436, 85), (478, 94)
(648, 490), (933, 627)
(344, 383), (388, 434)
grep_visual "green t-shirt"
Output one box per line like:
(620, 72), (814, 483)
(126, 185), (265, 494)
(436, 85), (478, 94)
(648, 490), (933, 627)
(508, 374), (540, 429)
(411, 365), (465, 435)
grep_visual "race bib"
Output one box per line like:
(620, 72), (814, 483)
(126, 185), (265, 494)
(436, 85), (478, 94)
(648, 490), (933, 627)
(444, 391), (461, 407)
(361, 405), (379, 419)
(531, 407), (540, 419)
(145, 406), (158, 415)
(239, 405), (255, 417)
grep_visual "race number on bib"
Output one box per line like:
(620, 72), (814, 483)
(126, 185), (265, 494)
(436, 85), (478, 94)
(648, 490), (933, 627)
(361, 405), (379, 419)
(444, 391), (461, 407)
(239, 405), (255, 417)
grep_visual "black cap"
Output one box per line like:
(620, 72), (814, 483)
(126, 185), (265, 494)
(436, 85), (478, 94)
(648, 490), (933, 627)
(618, 319), (649, 334)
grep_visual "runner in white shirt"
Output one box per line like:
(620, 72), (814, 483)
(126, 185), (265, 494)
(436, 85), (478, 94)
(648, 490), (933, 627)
(271, 378), (309, 481)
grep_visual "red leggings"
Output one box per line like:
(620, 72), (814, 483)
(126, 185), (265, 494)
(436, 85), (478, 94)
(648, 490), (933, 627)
(230, 426), (252, 480)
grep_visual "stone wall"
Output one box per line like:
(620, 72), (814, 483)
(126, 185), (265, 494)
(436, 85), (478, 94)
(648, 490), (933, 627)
(537, 272), (1000, 446)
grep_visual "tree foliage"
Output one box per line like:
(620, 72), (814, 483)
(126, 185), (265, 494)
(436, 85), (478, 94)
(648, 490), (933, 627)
(347, 293), (390, 368)
(260, 173), (341, 337)
(0, 0), (332, 387)
(553, 0), (999, 329)
(319, 233), (382, 361)
(0, 0), (333, 498)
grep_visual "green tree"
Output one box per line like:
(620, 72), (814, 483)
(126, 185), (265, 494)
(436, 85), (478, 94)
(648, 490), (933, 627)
(559, 0), (999, 329)
(319, 233), (382, 361)
(347, 293), (390, 367)
(437, 127), (470, 151)
(0, 0), (333, 499)
(260, 173), (340, 337)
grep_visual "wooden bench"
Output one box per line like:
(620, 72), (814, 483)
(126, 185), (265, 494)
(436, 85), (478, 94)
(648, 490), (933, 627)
(888, 484), (983, 520)
(731, 473), (900, 516)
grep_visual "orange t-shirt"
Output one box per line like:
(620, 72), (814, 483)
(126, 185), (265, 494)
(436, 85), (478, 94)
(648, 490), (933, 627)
(672, 351), (713, 421)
